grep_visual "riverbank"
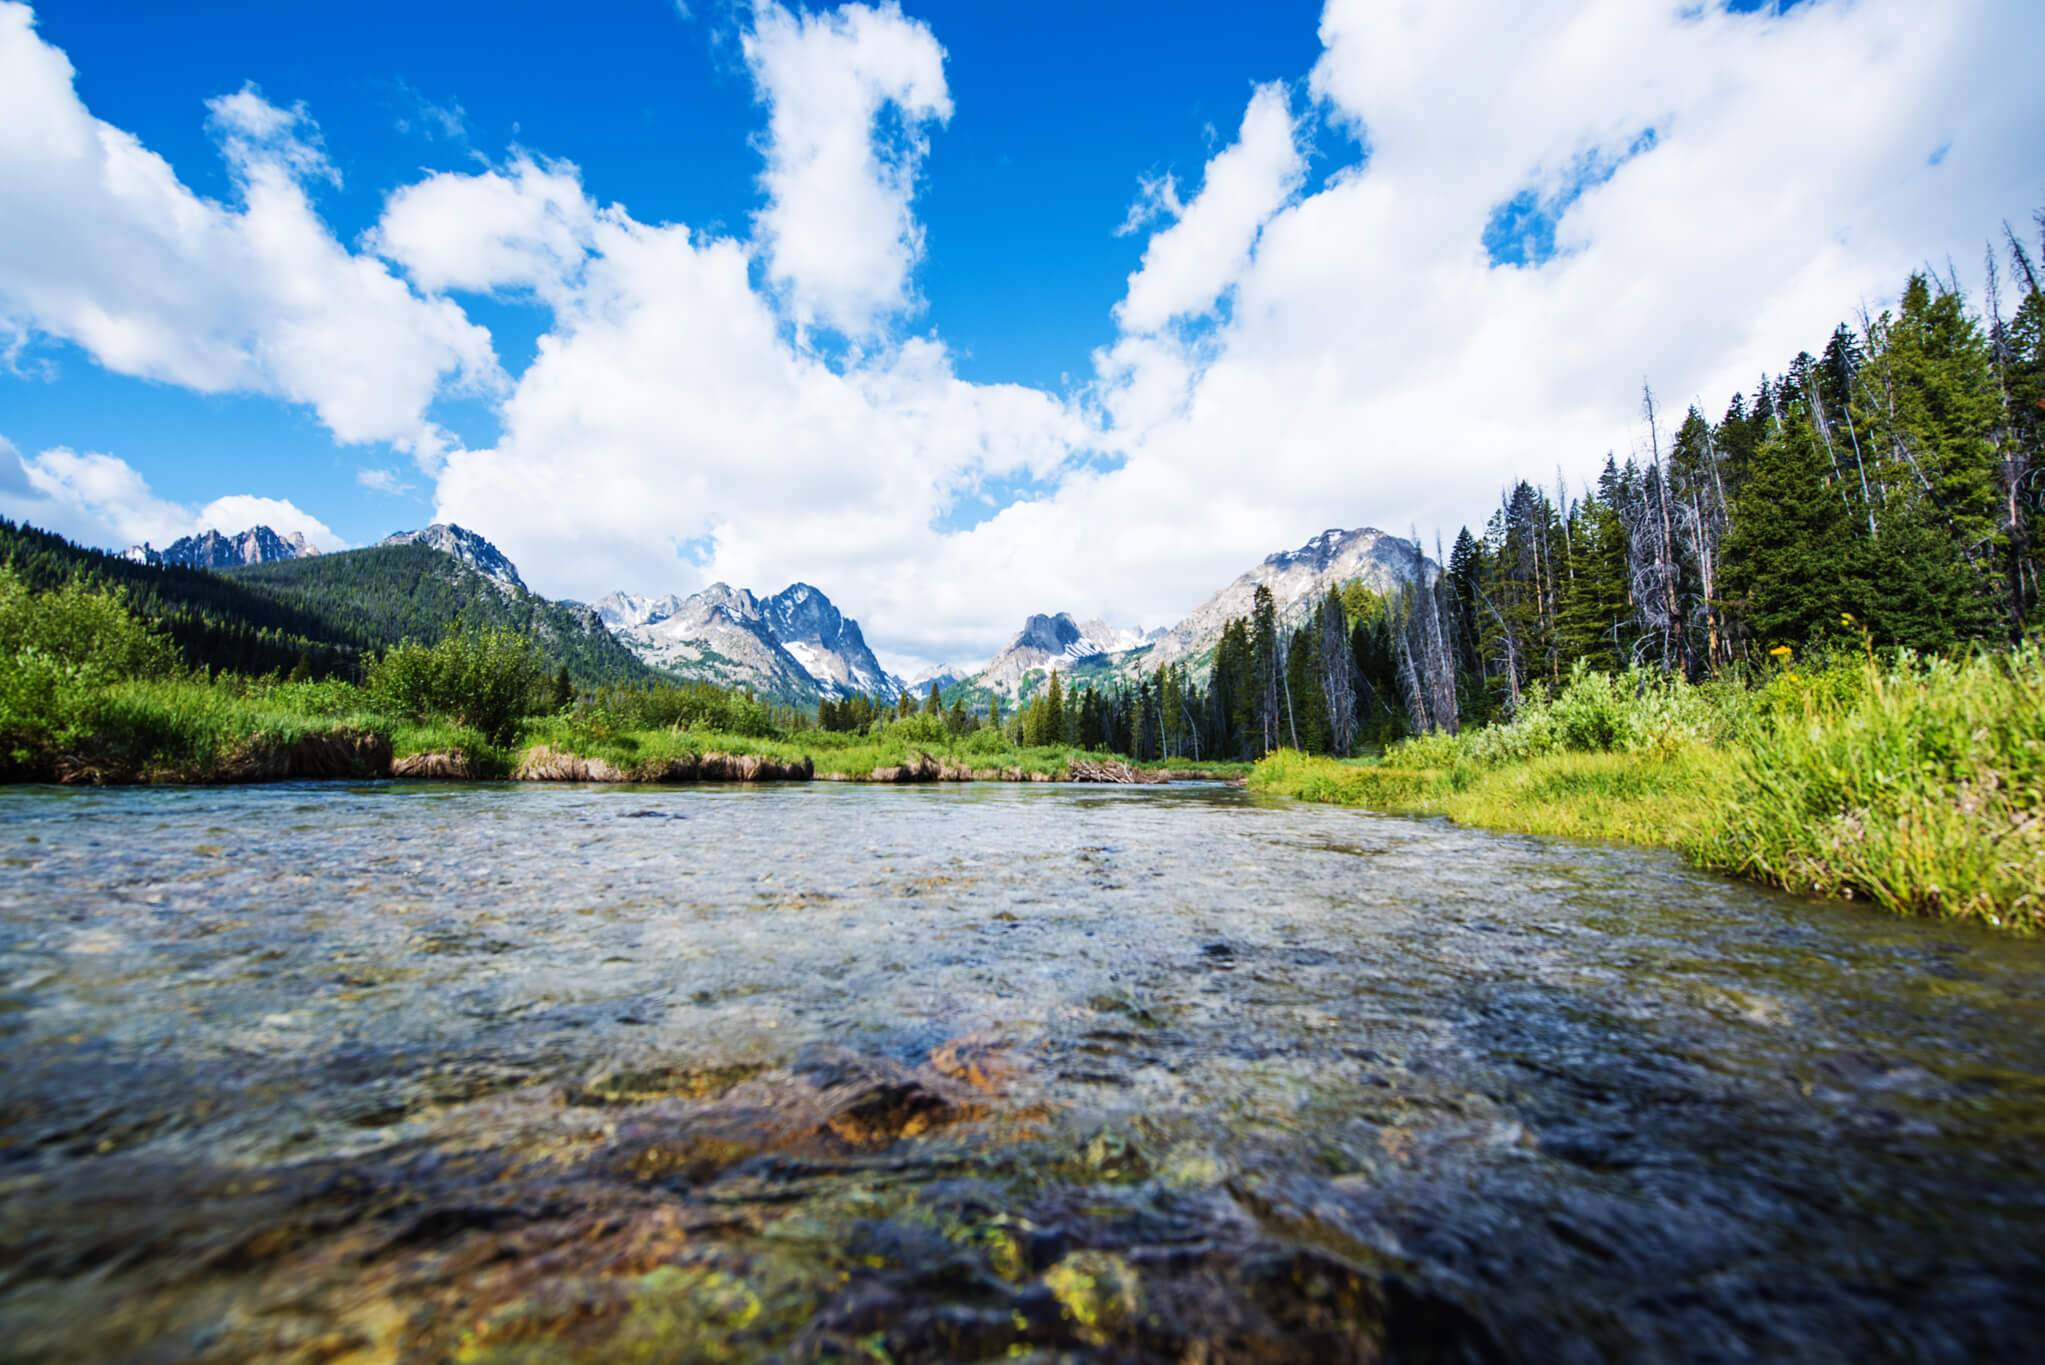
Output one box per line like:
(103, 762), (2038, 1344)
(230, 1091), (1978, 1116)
(1252, 648), (2044, 933)
(1, 674), (1243, 786)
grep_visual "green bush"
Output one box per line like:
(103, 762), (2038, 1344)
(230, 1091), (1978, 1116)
(366, 623), (545, 745)
(0, 566), (179, 766)
(581, 680), (778, 738)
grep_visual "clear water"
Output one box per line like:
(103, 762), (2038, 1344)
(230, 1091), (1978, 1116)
(2, 781), (2043, 1361)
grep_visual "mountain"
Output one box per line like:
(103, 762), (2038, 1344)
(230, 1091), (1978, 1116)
(972, 611), (1153, 699)
(949, 527), (1429, 702)
(8, 517), (367, 679)
(761, 583), (898, 698)
(231, 532), (651, 686)
(906, 664), (973, 699)
(594, 581), (900, 702)
(379, 523), (526, 592)
(124, 525), (318, 570)
(5, 517), (649, 685)
(1139, 527), (1431, 672)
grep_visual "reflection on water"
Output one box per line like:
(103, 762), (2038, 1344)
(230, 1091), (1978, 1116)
(2, 781), (2043, 1361)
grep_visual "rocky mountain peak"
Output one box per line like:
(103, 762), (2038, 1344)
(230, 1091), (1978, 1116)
(124, 525), (319, 570)
(380, 524), (527, 593)
(1012, 612), (1085, 655)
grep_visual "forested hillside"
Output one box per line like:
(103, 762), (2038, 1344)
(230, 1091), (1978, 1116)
(0, 522), (653, 686)
(0, 518), (359, 678)
(232, 545), (653, 687)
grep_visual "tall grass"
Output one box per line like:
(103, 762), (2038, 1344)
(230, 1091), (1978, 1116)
(1254, 650), (2043, 932)
(1700, 647), (2044, 929)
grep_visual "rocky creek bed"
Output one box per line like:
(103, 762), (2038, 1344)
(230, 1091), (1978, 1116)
(3, 780), (2044, 1361)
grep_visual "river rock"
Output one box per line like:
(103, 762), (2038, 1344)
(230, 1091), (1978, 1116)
(392, 751), (474, 780)
(1066, 759), (1168, 785)
(870, 753), (940, 783)
(697, 752), (813, 782)
(512, 746), (628, 782)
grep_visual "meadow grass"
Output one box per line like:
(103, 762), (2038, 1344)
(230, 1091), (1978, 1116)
(1253, 650), (2044, 932)
(30, 676), (394, 782)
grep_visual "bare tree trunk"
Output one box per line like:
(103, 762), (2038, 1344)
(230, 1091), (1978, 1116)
(1642, 384), (1685, 673)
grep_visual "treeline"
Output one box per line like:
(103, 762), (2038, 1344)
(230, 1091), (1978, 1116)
(0, 518), (363, 678)
(1231, 218), (2045, 749)
(231, 546), (652, 687)
(964, 216), (2045, 762)
(1433, 232), (2041, 727)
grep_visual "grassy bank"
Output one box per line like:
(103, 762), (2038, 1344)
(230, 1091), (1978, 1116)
(1252, 651), (2044, 933)
(0, 670), (1234, 786)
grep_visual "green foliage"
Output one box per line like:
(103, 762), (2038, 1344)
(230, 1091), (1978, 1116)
(233, 544), (652, 686)
(581, 679), (778, 738)
(366, 623), (547, 744)
(0, 565), (180, 766)
(0, 518), (361, 678)
(1258, 650), (2045, 932)
(1702, 646), (2045, 929)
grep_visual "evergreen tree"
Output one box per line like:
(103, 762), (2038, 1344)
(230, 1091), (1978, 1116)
(1719, 409), (1861, 649)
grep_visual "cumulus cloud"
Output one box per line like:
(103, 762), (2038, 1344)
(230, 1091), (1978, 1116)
(0, 2), (497, 462)
(1113, 83), (1304, 335)
(370, 154), (601, 301)
(423, 176), (1090, 648)
(953, 0), (2045, 658)
(0, 437), (339, 551)
(743, 0), (951, 339)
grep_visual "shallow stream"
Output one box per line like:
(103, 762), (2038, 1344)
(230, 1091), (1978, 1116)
(3, 781), (2043, 1361)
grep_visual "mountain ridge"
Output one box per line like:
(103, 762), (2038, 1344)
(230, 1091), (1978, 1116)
(125, 525), (319, 570)
(595, 581), (901, 703)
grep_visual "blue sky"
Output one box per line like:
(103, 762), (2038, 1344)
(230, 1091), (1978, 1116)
(6, 0), (1331, 545)
(2, 0), (2038, 670)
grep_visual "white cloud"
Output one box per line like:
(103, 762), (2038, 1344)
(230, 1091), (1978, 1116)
(1113, 83), (1304, 335)
(370, 154), (600, 300)
(742, 0), (951, 339)
(412, 0), (2045, 670)
(948, 0), (2045, 662)
(0, 437), (339, 551)
(194, 494), (342, 550)
(356, 466), (415, 496)
(0, 2), (498, 462)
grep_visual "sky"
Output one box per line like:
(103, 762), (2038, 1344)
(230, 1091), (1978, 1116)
(2, 0), (2041, 676)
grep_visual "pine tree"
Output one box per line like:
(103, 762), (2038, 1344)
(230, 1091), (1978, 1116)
(1250, 585), (1280, 756)
(1719, 409), (1861, 649)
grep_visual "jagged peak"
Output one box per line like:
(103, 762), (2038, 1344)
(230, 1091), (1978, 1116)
(380, 523), (527, 592)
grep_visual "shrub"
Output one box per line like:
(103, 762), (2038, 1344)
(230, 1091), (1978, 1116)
(0, 566), (179, 767)
(365, 623), (545, 745)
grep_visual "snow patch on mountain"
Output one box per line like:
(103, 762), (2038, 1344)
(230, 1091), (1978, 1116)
(594, 581), (902, 701)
